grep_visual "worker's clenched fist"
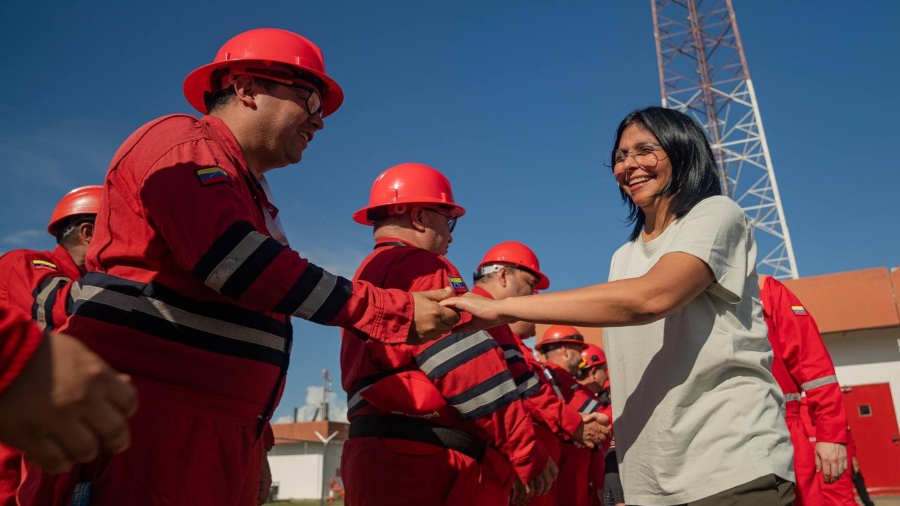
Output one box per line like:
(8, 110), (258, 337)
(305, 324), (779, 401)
(525, 458), (558, 497)
(0, 332), (138, 473)
(408, 287), (461, 343)
(574, 412), (612, 448)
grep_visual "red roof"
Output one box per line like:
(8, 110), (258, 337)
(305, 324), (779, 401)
(272, 420), (349, 445)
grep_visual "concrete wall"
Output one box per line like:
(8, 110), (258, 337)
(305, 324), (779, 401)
(268, 440), (345, 500)
(823, 327), (900, 423)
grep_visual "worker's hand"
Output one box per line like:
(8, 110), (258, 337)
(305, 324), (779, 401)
(0, 332), (138, 474)
(511, 478), (533, 505)
(815, 441), (847, 483)
(408, 287), (461, 343)
(851, 456), (860, 475)
(257, 452), (272, 505)
(525, 458), (558, 497)
(574, 412), (611, 448)
(439, 294), (512, 334)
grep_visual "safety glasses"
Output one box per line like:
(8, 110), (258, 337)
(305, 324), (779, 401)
(424, 208), (458, 233)
(239, 68), (323, 116)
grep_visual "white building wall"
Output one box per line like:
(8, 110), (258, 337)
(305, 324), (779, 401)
(823, 327), (900, 424)
(268, 440), (345, 500)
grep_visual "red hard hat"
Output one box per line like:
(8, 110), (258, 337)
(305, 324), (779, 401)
(47, 185), (103, 236)
(353, 163), (465, 225)
(475, 241), (550, 290)
(183, 28), (344, 117)
(579, 343), (607, 370)
(535, 325), (587, 352)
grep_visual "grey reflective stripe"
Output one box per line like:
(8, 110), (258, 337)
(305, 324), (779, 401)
(504, 348), (522, 361)
(802, 375), (838, 392)
(204, 232), (268, 292)
(418, 331), (492, 376)
(784, 393), (802, 402)
(581, 399), (600, 414)
(348, 385), (372, 413)
(516, 375), (540, 396)
(34, 276), (71, 330)
(77, 285), (288, 352)
(453, 378), (518, 417)
(293, 271), (339, 319)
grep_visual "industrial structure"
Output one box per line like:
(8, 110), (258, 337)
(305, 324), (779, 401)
(652, 0), (798, 279)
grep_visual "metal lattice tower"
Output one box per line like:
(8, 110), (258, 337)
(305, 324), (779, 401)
(651, 0), (798, 279)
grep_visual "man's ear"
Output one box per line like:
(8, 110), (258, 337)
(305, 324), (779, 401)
(80, 222), (94, 245)
(233, 75), (260, 109)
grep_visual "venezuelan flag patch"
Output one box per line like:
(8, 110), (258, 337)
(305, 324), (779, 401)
(196, 167), (231, 186)
(32, 259), (57, 271)
(448, 276), (468, 294)
(791, 305), (808, 316)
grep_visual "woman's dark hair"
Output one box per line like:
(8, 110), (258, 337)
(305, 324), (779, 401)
(611, 106), (722, 241)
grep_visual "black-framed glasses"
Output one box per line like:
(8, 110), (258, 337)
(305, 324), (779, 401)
(607, 143), (666, 169)
(423, 208), (458, 233)
(238, 68), (323, 116)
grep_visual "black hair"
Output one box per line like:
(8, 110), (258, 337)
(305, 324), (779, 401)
(204, 75), (277, 114)
(611, 106), (722, 241)
(55, 215), (94, 246)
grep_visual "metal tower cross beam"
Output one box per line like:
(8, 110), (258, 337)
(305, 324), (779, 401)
(651, 0), (799, 279)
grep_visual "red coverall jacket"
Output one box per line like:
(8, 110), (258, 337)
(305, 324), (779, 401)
(761, 276), (848, 506)
(470, 286), (584, 506)
(0, 306), (44, 396)
(340, 239), (548, 506)
(0, 245), (81, 505)
(19, 115), (416, 506)
(545, 361), (598, 506)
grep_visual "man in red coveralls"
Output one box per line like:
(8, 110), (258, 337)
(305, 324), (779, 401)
(760, 275), (848, 506)
(0, 185), (101, 504)
(341, 164), (556, 506)
(19, 29), (459, 506)
(0, 306), (137, 478)
(576, 344), (612, 506)
(537, 325), (602, 506)
(471, 241), (609, 506)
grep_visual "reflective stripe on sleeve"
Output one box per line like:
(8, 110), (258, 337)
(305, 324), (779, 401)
(32, 276), (71, 330)
(415, 331), (497, 381)
(579, 398), (601, 414)
(802, 375), (838, 392)
(784, 393), (802, 402)
(446, 371), (519, 420)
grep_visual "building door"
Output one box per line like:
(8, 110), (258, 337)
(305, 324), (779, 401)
(842, 383), (900, 495)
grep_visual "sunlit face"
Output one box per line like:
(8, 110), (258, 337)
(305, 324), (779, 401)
(418, 207), (455, 255)
(613, 123), (673, 210)
(562, 344), (586, 374)
(505, 267), (538, 298)
(255, 79), (324, 169)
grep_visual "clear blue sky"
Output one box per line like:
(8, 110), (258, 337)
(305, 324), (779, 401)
(2, 1), (898, 421)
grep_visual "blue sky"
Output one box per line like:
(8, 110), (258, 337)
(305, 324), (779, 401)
(2, 1), (898, 421)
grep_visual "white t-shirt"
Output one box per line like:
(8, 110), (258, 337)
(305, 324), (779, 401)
(605, 196), (794, 505)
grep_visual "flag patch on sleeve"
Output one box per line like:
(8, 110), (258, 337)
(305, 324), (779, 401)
(32, 259), (57, 271)
(196, 167), (231, 186)
(791, 305), (808, 316)
(448, 276), (468, 294)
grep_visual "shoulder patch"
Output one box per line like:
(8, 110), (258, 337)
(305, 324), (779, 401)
(196, 167), (231, 186)
(448, 276), (468, 295)
(791, 305), (808, 316)
(32, 259), (58, 271)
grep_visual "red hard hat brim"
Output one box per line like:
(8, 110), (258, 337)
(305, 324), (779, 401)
(183, 60), (344, 117)
(352, 201), (466, 226)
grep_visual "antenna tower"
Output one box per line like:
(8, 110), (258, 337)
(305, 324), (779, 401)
(651, 0), (798, 278)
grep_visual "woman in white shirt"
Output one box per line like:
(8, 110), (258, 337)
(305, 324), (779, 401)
(445, 107), (795, 506)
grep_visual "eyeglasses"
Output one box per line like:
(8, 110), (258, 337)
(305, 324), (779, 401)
(608, 143), (667, 169)
(238, 69), (323, 116)
(423, 208), (458, 233)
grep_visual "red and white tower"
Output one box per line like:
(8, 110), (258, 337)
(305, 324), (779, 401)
(651, 0), (798, 279)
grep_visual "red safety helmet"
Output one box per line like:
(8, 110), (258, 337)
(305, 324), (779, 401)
(535, 325), (587, 353)
(183, 28), (344, 117)
(475, 241), (550, 290)
(579, 343), (607, 370)
(353, 163), (465, 225)
(47, 185), (103, 236)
